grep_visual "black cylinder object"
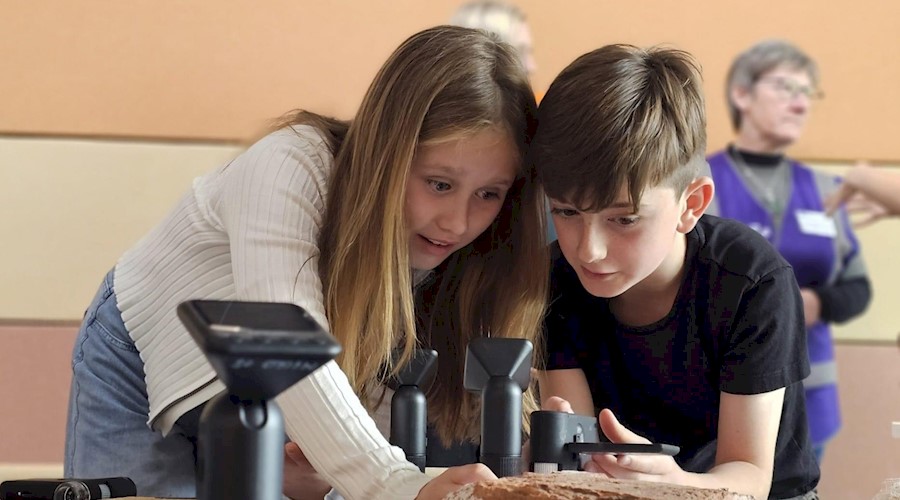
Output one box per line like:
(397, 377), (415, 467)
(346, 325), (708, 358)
(479, 377), (523, 477)
(390, 385), (427, 471)
(197, 393), (285, 500)
(529, 410), (589, 471)
(463, 338), (532, 479)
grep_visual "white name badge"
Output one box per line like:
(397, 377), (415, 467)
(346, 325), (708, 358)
(795, 209), (838, 238)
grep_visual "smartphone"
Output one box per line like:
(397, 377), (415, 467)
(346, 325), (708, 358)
(566, 442), (681, 456)
(530, 410), (680, 472)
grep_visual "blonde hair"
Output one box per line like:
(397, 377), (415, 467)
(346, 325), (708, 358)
(287, 26), (547, 445)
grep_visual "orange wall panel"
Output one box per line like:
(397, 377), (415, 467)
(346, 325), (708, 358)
(2, 1), (900, 161)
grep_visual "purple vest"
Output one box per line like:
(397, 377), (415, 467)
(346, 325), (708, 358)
(708, 151), (847, 444)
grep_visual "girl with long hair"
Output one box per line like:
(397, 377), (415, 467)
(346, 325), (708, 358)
(64, 25), (548, 500)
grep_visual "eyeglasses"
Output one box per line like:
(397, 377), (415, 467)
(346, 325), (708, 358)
(757, 77), (824, 101)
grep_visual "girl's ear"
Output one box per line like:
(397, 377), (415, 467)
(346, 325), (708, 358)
(677, 176), (715, 234)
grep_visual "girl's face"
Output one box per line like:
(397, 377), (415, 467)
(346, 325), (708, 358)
(405, 128), (519, 271)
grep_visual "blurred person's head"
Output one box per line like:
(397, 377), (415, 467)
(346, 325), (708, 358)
(726, 39), (822, 152)
(450, 1), (536, 76)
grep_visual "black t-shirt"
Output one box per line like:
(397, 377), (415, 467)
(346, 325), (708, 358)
(544, 215), (820, 499)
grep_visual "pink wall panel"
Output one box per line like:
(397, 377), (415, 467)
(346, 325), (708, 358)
(1, 328), (896, 497)
(0, 324), (77, 463)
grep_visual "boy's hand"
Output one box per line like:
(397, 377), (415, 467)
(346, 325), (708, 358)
(583, 409), (684, 483)
(415, 464), (496, 500)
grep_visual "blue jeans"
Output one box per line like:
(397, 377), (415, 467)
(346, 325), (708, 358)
(64, 270), (203, 497)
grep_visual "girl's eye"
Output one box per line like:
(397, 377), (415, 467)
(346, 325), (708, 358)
(550, 207), (578, 218)
(612, 216), (640, 226)
(428, 180), (451, 192)
(478, 190), (502, 201)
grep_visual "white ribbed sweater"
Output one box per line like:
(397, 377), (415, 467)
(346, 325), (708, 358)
(114, 125), (429, 499)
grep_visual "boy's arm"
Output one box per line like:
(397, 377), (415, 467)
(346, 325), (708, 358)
(585, 389), (783, 499)
(536, 369), (595, 417)
(700, 389), (784, 498)
(587, 263), (806, 498)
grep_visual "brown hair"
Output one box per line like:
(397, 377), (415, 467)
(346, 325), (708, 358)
(284, 26), (547, 445)
(533, 44), (707, 212)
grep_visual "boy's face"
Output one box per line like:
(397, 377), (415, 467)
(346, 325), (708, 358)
(550, 184), (687, 298)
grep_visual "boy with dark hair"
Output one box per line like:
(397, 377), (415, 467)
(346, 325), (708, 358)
(533, 45), (819, 499)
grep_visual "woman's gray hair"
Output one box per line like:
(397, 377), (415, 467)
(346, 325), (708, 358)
(726, 39), (819, 130)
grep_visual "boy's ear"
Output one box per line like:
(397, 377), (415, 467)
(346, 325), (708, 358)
(677, 176), (715, 234)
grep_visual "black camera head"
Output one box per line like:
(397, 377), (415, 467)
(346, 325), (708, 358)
(178, 300), (341, 400)
(386, 348), (438, 391)
(463, 337), (532, 393)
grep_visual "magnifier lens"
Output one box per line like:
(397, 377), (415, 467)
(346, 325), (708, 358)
(53, 480), (91, 500)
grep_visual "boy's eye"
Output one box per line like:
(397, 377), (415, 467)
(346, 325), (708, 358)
(428, 180), (451, 192)
(611, 216), (640, 226)
(550, 207), (578, 218)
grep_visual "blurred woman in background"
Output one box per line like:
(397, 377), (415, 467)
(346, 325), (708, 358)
(706, 39), (872, 464)
(450, 1), (536, 78)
